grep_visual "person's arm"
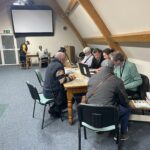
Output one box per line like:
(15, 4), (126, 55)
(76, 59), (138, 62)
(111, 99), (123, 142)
(22, 44), (27, 54)
(124, 64), (142, 90)
(81, 56), (86, 64)
(81, 95), (88, 103)
(86, 55), (93, 67)
(90, 58), (94, 68)
(56, 69), (75, 84)
(117, 80), (129, 107)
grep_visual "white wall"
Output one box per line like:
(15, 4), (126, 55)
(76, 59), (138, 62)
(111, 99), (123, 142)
(0, 5), (83, 64)
(90, 0), (150, 35)
(129, 58), (150, 80)
(56, 0), (70, 12)
(69, 5), (102, 38)
(123, 46), (150, 62)
(0, 7), (12, 33)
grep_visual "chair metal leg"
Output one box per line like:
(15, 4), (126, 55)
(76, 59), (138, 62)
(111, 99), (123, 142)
(78, 127), (81, 150)
(142, 110), (145, 115)
(60, 109), (68, 122)
(33, 101), (36, 118)
(42, 105), (46, 129)
(83, 127), (87, 139)
(60, 113), (64, 122)
(116, 127), (120, 144)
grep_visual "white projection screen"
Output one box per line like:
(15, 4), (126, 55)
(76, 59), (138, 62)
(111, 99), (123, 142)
(11, 6), (54, 36)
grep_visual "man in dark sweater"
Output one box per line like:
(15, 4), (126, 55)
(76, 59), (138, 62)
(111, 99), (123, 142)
(43, 52), (75, 117)
(82, 59), (131, 140)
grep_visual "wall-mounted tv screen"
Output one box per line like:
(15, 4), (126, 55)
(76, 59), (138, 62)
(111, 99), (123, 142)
(11, 5), (54, 37)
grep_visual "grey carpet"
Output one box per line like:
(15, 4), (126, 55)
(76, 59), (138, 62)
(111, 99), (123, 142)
(0, 104), (8, 118)
(0, 65), (150, 150)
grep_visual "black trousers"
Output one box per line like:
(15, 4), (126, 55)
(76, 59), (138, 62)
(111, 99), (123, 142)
(43, 86), (67, 116)
(126, 89), (140, 100)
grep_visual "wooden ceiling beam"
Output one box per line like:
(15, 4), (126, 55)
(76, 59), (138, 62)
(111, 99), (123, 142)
(65, 0), (79, 16)
(84, 31), (150, 44)
(77, 0), (124, 53)
(48, 0), (86, 47)
(83, 37), (106, 44)
(112, 31), (150, 43)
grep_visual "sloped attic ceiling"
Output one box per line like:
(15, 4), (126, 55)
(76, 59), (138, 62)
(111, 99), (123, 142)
(56, 0), (150, 62)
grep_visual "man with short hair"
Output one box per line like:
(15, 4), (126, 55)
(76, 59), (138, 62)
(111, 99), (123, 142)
(37, 45), (48, 59)
(20, 41), (30, 68)
(43, 52), (76, 117)
(82, 59), (130, 140)
(110, 51), (142, 97)
(81, 47), (93, 67)
(37, 45), (49, 67)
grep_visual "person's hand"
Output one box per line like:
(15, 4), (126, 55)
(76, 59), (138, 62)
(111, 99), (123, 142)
(95, 67), (101, 73)
(27, 51), (31, 54)
(81, 95), (88, 103)
(68, 74), (76, 80)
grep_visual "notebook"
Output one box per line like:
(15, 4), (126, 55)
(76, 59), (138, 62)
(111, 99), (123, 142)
(132, 100), (150, 108)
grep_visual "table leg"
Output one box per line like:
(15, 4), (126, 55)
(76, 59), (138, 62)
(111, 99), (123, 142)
(67, 90), (73, 125)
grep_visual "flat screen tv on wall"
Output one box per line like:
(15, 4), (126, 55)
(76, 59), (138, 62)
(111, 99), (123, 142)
(11, 5), (54, 37)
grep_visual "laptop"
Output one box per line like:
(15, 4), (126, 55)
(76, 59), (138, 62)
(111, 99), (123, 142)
(78, 63), (92, 77)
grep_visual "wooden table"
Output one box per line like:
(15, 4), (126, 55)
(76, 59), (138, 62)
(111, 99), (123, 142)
(26, 54), (38, 68)
(64, 69), (150, 124)
(129, 100), (150, 122)
(64, 69), (88, 125)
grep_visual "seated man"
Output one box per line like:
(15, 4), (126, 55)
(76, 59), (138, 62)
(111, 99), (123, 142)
(37, 45), (49, 67)
(110, 51), (142, 97)
(91, 48), (104, 69)
(82, 59), (130, 140)
(81, 47), (93, 67)
(43, 52), (76, 118)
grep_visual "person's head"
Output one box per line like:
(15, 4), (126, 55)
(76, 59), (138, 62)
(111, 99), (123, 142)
(83, 47), (91, 56)
(39, 45), (42, 51)
(79, 52), (85, 60)
(109, 51), (125, 66)
(55, 52), (66, 64)
(101, 59), (114, 71)
(25, 41), (30, 45)
(92, 48), (103, 60)
(103, 48), (114, 59)
(58, 47), (66, 53)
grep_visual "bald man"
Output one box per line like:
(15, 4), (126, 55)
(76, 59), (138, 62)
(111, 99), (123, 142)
(43, 52), (75, 118)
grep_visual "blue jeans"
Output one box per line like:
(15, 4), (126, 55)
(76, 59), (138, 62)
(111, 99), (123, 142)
(119, 105), (131, 134)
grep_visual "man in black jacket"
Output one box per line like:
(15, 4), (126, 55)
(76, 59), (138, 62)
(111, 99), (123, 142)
(43, 52), (75, 117)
